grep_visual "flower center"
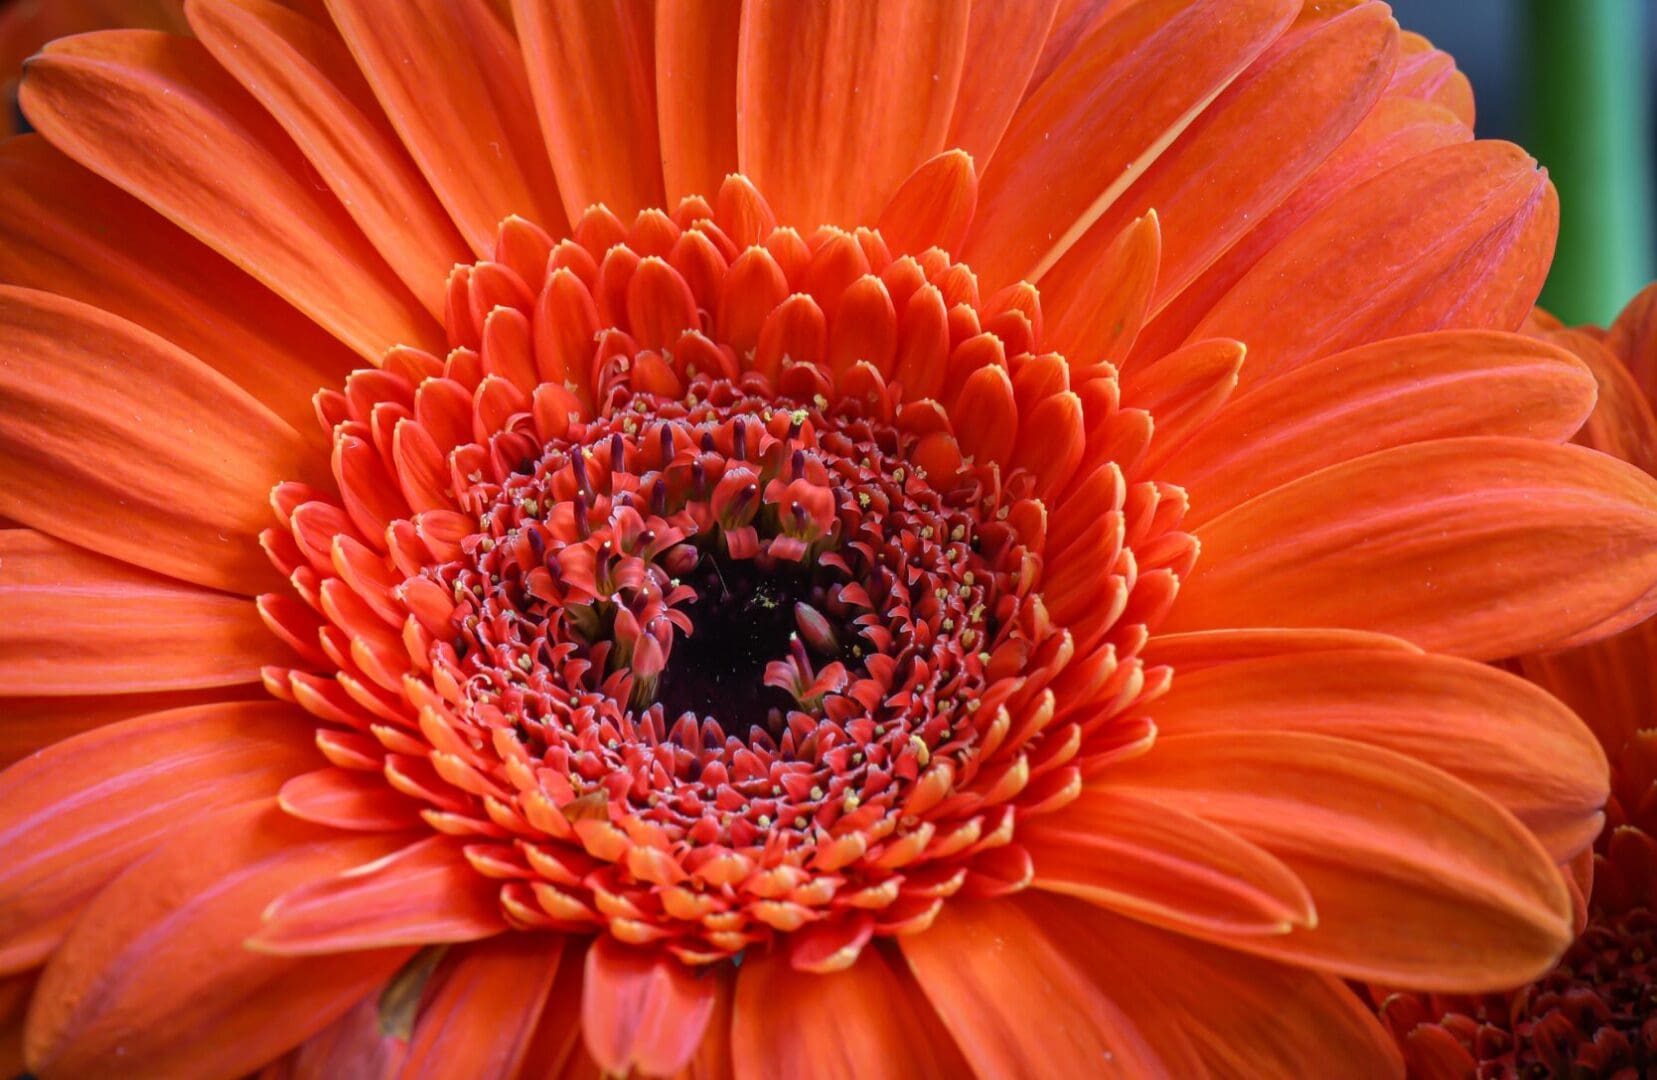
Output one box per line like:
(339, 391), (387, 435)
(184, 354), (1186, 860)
(649, 559), (835, 736)
(431, 380), (1011, 853)
(264, 177), (1193, 969)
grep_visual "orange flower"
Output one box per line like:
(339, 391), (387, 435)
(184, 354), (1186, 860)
(1377, 291), (1657, 1078)
(1, 2), (1655, 1076)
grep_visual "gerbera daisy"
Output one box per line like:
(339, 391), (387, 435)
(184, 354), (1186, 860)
(2, 1), (1656, 1076)
(1378, 290), (1657, 1078)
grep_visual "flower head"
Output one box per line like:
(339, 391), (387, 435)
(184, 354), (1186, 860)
(3, 2), (1657, 1077)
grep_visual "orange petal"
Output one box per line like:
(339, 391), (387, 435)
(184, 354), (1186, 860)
(938, 894), (1404, 1078)
(1391, 29), (1475, 128)
(582, 935), (719, 1077)
(964, 0), (1298, 290)
(737, 0), (971, 229)
(945, 0), (1061, 165)
(0, 970), (33, 1077)
(1042, 2), (1399, 321)
(24, 802), (411, 1078)
(281, 991), (408, 1079)
(514, 939), (590, 1078)
(403, 934), (564, 1079)
(188, 0), (470, 314)
(0, 531), (280, 695)
(1150, 649), (1609, 860)
(20, 30), (442, 359)
(0, 701), (318, 974)
(326, 0), (566, 251)
(1548, 326), (1657, 475)
(0, 136), (355, 433)
(1521, 620), (1657, 769)
(1131, 93), (1470, 365)
(1607, 280), (1657, 389)
(279, 767), (426, 832)
(951, 364), (1018, 469)
(878, 150), (978, 260)
(1141, 626), (1421, 673)
(732, 944), (967, 1078)
(0, 287), (320, 594)
(1104, 731), (1573, 990)
(513, 0), (663, 222)
(1168, 437), (1657, 660)
(1023, 785), (1314, 935)
(655, 0), (741, 203)
(1041, 211), (1160, 371)
(1162, 330), (1598, 526)
(1010, 389), (1085, 498)
(1188, 140), (1557, 389)
(0, 686), (262, 769)
(899, 896), (1187, 1075)
(1123, 337), (1244, 470)
(251, 835), (506, 954)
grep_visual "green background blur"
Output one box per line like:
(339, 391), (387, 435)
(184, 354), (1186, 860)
(1392, 0), (1655, 326)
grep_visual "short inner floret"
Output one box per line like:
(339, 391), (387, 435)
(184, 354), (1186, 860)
(430, 377), (1010, 851)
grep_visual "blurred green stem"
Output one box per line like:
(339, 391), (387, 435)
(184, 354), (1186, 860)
(1523, 0), (1653, 325)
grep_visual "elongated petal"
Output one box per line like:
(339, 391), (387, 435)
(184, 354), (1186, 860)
(900, 896), (1191, 1076)
(1149, 650), (1609, 860)
(1041, 211), (1160, 370)
(1141, 626), (1423, 672)
(24, 802), (410, 1077)
(0, 287), (318, 594)
(0, 970), (31, 1077)
(1023, 786), (1314, 934)
(655, 0), (740, 203)
(737, 0), (971, 229)
(1548, 325), (1657, 475)
(0, 687), (262, 769)
(1043, 1), (1398, 323)
(1188, 140), (1557, 388)
(188, 0), (470, 314)
(1522, 621), (1657, 767)
(514, 941), (590, 1079)
(0, 531), (279, 695)
(1168, 437), (1657, 660)
(513, 0), (662, 222)
(279, 768), (425, 832)
(945, 0), (1061, 166)
(1162, 331), (1598, 525)
(965, 0), (1297, 289)
(583, 935), (720, 1077)
(1608, 280), (1657, 389)
(1124, 337), (1244, 467)
(403, 935), (563, 1080)
(1131, 93), (1471, 364)
(1391, 30), (1475, 126)
(0, 136), (355, 433)
(282, 992), (408, 1079)
(732, 945), (967, 1079)
(251, 836), (506, 954)
(0, 702), (318, 973)
(973, 894), (1403, 1077)
(20, 30), (442, 359)
(878, 150), (978, 259)
(1105, 731), (1573, 990)
(329, 0), (565, 250)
